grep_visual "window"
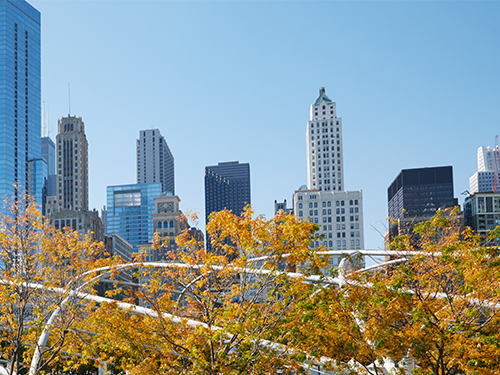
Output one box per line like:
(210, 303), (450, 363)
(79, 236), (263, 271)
(299, 203), (302, 209)
(158, 221), (162, 229)
(299, 211), (303, 217)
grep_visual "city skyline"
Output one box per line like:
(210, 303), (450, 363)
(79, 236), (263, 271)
(28, 0), (500, 250)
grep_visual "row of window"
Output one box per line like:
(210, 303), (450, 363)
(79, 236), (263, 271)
(157, 220), (175, 229)
(298, 199), (359, 207)
(311, 239), (361, 248)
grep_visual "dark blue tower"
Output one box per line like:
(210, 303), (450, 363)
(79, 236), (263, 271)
(204, 161), (251, 251)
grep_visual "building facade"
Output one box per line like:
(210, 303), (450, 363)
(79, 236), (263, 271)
(104, 183), (162, 253)
(41, 136), (56, 197)
(464, 192), (500, 244)
(469, 146), (500, 194)
(205, 161), (251, 222)
(306, 87), (344, 192)
(136, 129), (174, 194)
(388, 166), (458, 221)
(145, 195), (204, 262)
(205, 161), (251, 251)
(46, 115), (103, 241)
(0, 0), (42, 211)
(293, 87), (364, 263)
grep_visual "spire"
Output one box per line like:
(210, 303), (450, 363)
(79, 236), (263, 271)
(314, 86), (333, 106)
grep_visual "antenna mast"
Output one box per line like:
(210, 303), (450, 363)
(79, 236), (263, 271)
(68, 83), (71, 115)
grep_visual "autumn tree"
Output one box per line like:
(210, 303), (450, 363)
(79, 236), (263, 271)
(82, 208), (328, 375)
(0, 192), (118, 375)
(285, 209), (500, 375)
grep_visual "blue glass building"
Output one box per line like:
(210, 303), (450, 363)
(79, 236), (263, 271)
(41, 136), (56, 197)
(0, 0), (41, 211)
(105, 183), (161, 253)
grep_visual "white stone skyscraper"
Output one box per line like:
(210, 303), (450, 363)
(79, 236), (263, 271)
(293, 88), (364, 264)
(137, 129), (174, 194)
(306, 87), (344, 192)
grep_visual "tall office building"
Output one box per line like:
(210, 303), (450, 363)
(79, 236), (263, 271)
(306, 87), (344, 192)
(41, 136), (56, 197)
(388, 166), (458, 221)
(0, 0), (42, 210)
(205, 161), (251, 251)
(293, 88), (364, 264)
(469, 145), (500, 194)
(46, 115), (103, 242)
(104, 183), (162, 253)
(477, 146), (499, 172)
(136, 129), (174, 194)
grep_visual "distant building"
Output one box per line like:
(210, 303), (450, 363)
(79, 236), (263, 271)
(388, 166), (458, 221)
(27, 158), (47, 215)
(41, 137), (56, 197)
(477, 146), (499, 172)
(205, 161), (251, 250)
(100, 233), (136, 300)
(463, 191), (500, 245)
(292, 87), (365, 263)
(146, 195), (203, 262)
(274, 199), (293, 215)
(104, 183), (162, 253)
(46, 116), (104, 242)
(293, 189), (364, 266)
(105, 233), (134, 263)
(469, 146), (500, 193)
(0, 0), (42, 212)
(136, 129), (174, 194)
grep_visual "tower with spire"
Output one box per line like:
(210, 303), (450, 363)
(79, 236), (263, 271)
(293, 87), (365, 264)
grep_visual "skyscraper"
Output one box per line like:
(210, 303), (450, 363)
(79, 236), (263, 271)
(46, 115), (103, 242)
(293, 88), (364, 263)
(387, 166), (458, 220)
(205, 162), (251, 250)
(0, 0), (41, 210)
(41, 136), (56, 197)
(136, 129), (174, 194)
(306, 87), (344, 192)
(104, 183), (162, 253)
(469, 145), (500, 194)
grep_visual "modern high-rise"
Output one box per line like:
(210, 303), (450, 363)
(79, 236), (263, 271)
(41, 136), (56, 197)
(469, 145), (500, 194)
(205, 161), (251, 223)
(205, 161), (251, 251)
(388, 166), (458, 221)
(104, 183), (162, 253)
(0, 0), (42, 211)
(46, 115), (103, 242)
(293, 88), (365, 264)
(136, 129), (174, 195)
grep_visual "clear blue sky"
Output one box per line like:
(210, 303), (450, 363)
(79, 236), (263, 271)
(31, 0), (500, 250)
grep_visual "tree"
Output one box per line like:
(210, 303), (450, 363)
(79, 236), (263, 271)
(0, 192), (118, 375)
(285, 209), (500, 375)
(82, 208), (328, 374)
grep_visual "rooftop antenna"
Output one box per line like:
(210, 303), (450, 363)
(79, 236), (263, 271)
(68, 82), (71, 115)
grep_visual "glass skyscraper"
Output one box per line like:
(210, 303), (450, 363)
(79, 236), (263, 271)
(204, 161), (251, 250)
(0, 0), (41, 212)
(105, 183), (162, 253)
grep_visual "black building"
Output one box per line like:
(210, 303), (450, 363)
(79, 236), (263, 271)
(388, 166), (458, 221)
(204, 161), (251, 251)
